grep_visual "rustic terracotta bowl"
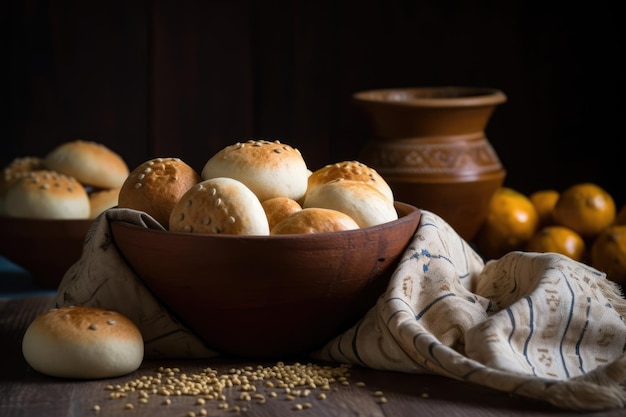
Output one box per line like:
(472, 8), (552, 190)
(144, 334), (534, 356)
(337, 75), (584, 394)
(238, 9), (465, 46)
(110, 202), (421, 359)
(0, 217), (93, 289)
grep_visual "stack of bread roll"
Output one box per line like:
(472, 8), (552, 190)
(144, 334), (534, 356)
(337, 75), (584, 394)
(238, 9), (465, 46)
(0, 140), (129, 219)
(118, 139), (398, 235)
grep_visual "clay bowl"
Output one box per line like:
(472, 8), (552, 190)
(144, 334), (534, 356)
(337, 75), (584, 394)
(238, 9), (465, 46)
(0, 216), (93, 289)
(110, 202), (421, 359)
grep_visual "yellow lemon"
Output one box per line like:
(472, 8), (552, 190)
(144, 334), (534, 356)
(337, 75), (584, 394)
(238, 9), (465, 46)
(475, 187), (539, 260)
(525, 226), (586, 262)
(591, 225), (626, 285)
(529, 189), (559, 227)
(552, 183), (615, 239)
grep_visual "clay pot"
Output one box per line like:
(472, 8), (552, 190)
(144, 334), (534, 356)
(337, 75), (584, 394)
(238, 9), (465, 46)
(353, 86), (507, 241)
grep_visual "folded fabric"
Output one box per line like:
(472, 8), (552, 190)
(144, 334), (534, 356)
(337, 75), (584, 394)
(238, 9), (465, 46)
(56, 209), (218, 359)
(55, 208), (626, 411)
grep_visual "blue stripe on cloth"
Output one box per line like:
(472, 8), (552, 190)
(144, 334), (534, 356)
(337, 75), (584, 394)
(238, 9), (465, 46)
(350, 319), (368, 367)
(523, 296), (536, 376)
(574, 297), (591, 374)
(505, 307), (521, 361)
(559, 271), (576, 379)
(415, 293), (456, 320)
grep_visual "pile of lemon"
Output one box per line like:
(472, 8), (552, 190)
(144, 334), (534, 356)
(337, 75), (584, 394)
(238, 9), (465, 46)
(474, 183), (626, 285)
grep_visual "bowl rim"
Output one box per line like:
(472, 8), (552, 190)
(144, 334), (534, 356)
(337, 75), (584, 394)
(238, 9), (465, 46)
(353, 86), (507, 108)
(111, 201), (421, 240)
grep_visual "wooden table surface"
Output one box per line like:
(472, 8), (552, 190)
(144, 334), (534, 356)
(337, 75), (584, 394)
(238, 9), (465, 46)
(1, 294), (625, 417)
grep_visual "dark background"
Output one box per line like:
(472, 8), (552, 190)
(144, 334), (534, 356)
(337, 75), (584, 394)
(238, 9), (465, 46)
(2, 0), (623, 206)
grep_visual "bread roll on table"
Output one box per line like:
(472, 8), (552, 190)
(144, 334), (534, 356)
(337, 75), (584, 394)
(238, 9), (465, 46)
(22, 305), (144, 379)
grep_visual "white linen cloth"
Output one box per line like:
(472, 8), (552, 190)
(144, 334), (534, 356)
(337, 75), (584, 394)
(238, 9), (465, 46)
(55, 208), (626, 411)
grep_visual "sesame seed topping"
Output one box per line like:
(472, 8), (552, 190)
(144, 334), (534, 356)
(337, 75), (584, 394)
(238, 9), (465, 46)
(88, 324), (98, 330)
(106, 320), (116, 325)
(227, 216), (236, 224)
(184, 225), (192, 232)
(138, 173), (145, 180)
(134, 183), (143, 189)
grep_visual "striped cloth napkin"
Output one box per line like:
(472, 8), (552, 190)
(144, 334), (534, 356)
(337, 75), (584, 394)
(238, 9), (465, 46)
(56, 208), (626, 411)
(313, 210), (626, 411)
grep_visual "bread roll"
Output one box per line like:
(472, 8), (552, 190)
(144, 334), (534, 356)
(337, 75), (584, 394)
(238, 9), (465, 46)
(118, 157), (201, 229)
(261, 197), (302, 230)
(303, 178), (398, 228)
(22, 305), (144, 379)
(0, 156), (46, 215)
(307, 160), (394, 203)
(4, 170), (90, 219)
(44, 140), (129, 189)
(271, 207), (359, 235)
(89, 187), (120, 219)
(201, 140), (309, 202)
(169, 177), (270, 235)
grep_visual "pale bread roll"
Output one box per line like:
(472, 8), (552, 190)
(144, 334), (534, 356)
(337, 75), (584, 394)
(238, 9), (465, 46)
(4, 170), (90, 219)
(118, 157), (201, 229)
(271, 207), (359, 235)
(201, 139), (309, 202)
(261, 197), (302, 230)
(307, 160), (394, 203)
(303, 178), (398, 228)
(169, 177), (270, 235)
(0, 156), (46, 216)
(22, 305), (144, 379)
(44, 140), (129, 189)
(88, 187), (120, 219)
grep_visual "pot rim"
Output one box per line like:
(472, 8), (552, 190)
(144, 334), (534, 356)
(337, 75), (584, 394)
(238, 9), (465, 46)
(353, 86), (507, 107)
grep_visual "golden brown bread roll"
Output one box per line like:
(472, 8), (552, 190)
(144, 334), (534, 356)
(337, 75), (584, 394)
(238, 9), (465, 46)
(261, 197), (302, 230)
(270, 207), (359, 235)
(118, 157), (201, 229)
(0, 156), (47, 216)
(303, 178), (398, 228)
(88, 187), (121, 219)
(22, 305), (144, 379)
(169, 177), (270, 235)
(3, 170), (90, 219)
(307, 160), (394, 203)
(201, 139), (309, 202)
(44, 140), (129, 189)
